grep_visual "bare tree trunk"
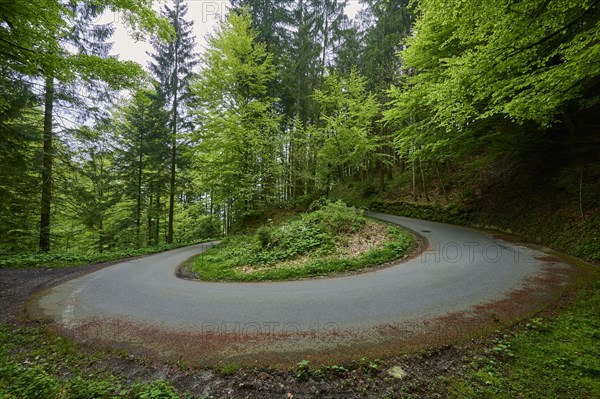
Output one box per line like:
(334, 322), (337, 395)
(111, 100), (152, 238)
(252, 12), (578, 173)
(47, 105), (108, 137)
(39, 76), (54, 252)
(420, 157), (429, 201)
(579, 166), (586, 221)
(147, 195), (153, 246)
(411, 145), (416, 201)
(136, 115), (144, 247)
(167, 46), (179, 244)
(435, 163), (448, 200)
(155, 195), (160, 245)
(167, 115), (177, 243)
(378, 161), (385, 193)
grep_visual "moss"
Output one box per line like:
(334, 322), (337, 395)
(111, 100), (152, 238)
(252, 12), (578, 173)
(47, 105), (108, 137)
(368, 200), (473, 226)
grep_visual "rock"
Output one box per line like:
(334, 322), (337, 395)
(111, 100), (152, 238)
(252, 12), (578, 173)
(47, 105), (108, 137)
(387, 365), (407, 379)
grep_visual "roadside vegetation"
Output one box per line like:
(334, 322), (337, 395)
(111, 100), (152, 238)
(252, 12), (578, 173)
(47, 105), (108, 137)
(1, 279), (597, 398)
(0, 324), (185, 399)
(446, 279), (600, 398)
(0, 239), (218, 269)
(187, 201), (413, 282)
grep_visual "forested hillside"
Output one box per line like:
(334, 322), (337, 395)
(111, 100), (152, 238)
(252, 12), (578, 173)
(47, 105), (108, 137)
(1, 0), (598, 261)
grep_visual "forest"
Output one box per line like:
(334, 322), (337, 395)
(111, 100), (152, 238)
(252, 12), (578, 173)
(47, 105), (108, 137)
(1, 0), (598, 260)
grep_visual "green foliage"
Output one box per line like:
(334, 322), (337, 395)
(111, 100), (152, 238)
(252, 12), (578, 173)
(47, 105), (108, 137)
(368, 200), (473, 226)
(356, 357), (379, 375)
(385, 0), (600, 160)
(304, 200), (366, 235)
(447, 281), (600, 398)
(295, 359), (350, 380)
(191, 10), (280, 223)
(255, 226), (273, 248)
(66, 376), (117, 399)
(311, 71), (380, 189)
(190, 201), (413, 281)
(130, 380), (180, 399)
(175, 204), (222, 243)
(295, 359), (311, 380)
(217, 363), (239, 377)
(0, 240), (215, 269)
(0, 324), (185, 399)
(0, 365), (60, 399)
(0, 0), (170, 80)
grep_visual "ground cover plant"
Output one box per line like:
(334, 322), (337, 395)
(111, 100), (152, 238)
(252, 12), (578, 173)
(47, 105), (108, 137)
(0, 239), (217, 269)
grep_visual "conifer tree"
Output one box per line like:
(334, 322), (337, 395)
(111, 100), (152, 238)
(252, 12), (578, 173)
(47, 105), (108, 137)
(149, 0), (198, 244)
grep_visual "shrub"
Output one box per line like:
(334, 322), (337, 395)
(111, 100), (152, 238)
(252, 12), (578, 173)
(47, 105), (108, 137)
(66, 376), (116, 399)
(304, 200), (365, 235)
(255, 226), (273, 248)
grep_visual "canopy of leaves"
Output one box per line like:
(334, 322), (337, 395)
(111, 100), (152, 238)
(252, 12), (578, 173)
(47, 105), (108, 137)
(191, 10), (280, 215)
(312, 70), (380, 186)
(385, 0), (600, 158)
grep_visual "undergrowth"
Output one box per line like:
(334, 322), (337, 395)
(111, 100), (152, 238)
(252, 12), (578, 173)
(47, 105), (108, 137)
(0, 325), (189, 399)
(0, 239), (217, 269)
(190, 200), (413, 281)
(446, 280), (600, 398)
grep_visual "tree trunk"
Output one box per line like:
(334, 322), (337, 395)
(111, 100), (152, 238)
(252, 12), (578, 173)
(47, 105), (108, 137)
(167, 8), (180, 244)
(155, 195), (160, 245)
(435, 163), (448, 200)
(98, 218), (104, 254)
(167, 113), (176, 243)
(39, 76), (54, 252)
(321, 1), (329, 76)
(419, 157), (429, 202)
(411, 152), (416, 201)
(378, 161), (385, 193)
(136, 115), (144, 247)
(147, 195), (153, 246)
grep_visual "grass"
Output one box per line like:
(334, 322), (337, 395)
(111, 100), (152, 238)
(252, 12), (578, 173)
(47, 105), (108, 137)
(0, 325), (188, 399)
(0, 238), (218, 269)
(188, 201), (414, 282)
(445, 280), (600, 398)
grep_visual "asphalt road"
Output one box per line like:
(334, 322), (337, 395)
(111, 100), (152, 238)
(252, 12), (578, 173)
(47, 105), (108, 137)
(30, 212), (574, 363)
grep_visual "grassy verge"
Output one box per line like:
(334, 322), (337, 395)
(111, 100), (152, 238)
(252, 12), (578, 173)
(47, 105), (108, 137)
(0, 239), (218, 269)
(0, 325), (189, 399)
(446, 280), (600, 398)
(188, 201), (414, 282)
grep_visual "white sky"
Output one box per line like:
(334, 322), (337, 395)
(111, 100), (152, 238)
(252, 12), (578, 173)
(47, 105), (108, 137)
(102, 0), (364, 69)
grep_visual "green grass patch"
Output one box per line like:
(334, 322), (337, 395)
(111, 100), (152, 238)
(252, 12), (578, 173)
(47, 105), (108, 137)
(0, 325), (190, 398)
(446, 280), (600, 398)
(189, 201), (414, 282)
(0, 238), (218, 269)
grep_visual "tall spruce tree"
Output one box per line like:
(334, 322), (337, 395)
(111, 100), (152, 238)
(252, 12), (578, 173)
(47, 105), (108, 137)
(148, 0), (198, 244)
(36, 2), (153, 252)
(113, 88), (171, 247)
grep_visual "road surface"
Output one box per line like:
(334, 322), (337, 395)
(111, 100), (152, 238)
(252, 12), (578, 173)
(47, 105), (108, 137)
(29, 212), (576, 365)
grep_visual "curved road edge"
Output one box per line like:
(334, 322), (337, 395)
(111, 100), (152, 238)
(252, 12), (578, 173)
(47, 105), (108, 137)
(27, 213), (595, 367)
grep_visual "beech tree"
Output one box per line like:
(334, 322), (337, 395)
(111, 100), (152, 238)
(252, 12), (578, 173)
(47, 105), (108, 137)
(385, 0), (600, 160)
(312, 71), (379, 192)
(191, 10), (280, 228)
